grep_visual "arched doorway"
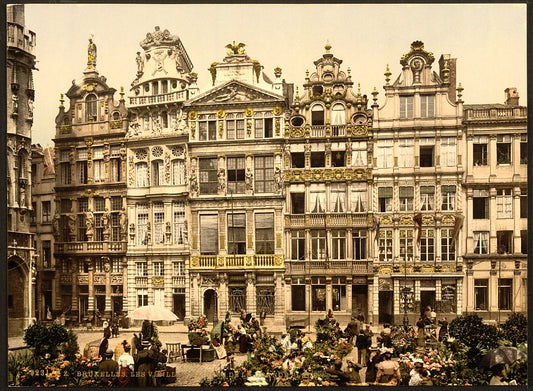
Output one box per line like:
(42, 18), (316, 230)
(203, 289), (218, 323)
(8, 256), (29, 322)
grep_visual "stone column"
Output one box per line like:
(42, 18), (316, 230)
(122, 258), (128, 314)
(367, 279), (373, 321)
(191, 273), (199, 317)
(219, 273), (228, 316)
(372, 275), (379, 325)
(71, 260), (79, 317)
(489, 261), (498, 318)
(87, 259), (94, 315)
(513, 187), (521, 253)
(346, 276), (353, 315)
(274, 272), (284, 323)
(513, 265), (522, 312)
(489, 188), (497, 252)
(104, 258), (112, 317)
(465, 266), (474, 313)
(246, 273), (256, 314)
(456, 278), (463, 315)
(325, 276), (332, 312)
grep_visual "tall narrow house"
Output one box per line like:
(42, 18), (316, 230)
(7, 4), (37, 335)
(53, 38), (128, 323)
(283, 44), (374, 327)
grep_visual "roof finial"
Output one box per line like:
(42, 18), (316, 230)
(87, 35), (97, 70)
(456, 82), (464, 103)
(59, 93), (64, 108)
(371, 87), (379, 106)
(120, 87), (125, 103)
(325, 41), (332, 54)
(384, 64), (391, 85)
(295, 86), (300, 101)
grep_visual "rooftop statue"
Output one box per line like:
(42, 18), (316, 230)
(225, 41), (246, 55)
(87, 36), (97, 69)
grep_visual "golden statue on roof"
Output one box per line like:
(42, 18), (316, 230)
(87, 35), (97, 69)
(226, 41), (246, 55)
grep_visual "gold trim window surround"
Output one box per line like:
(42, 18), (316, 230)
(399, 229), (414, 262)
(379, 229), (393, 262)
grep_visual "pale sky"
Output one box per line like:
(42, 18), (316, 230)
(23, 3), (527, 147)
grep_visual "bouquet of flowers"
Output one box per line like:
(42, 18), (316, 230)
(390, 326), (418, 356)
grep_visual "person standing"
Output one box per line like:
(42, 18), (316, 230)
(416, 317), (425, 347)
(356, 330), (369, 365)
(365, 345), (381, 383)
(345, 317), (360, 344)
(117, 341), (135, 386)
(438, 317), (448, 342)
(98, 348), (119, 386)
(98, 334), (110, 360)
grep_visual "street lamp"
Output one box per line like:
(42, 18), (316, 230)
(401, 286), (413, 327)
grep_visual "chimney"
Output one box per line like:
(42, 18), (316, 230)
(7, 4), (25, 25)
(439, 54), (457, 102)
(504, 88), (519, 106)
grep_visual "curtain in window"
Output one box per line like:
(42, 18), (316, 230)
(331, 184), (346, 212)
(351, 183), (367, 212)
(310, 188), (326, 213)
(136, 162), (148, 187)
(331, 104), (346, 125)
(200, 214), (218, 254)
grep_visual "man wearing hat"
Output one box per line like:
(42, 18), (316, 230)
(409, 360), (432, 386)
(98, 348), (119, 386)
(365, 344), (381, 383)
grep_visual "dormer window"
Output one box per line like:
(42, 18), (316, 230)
(85, 94), (97, 122)
(311, 105), (324, 125)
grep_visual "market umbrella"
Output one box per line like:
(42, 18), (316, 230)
(127, 305), (179, 321)
(210, 321), (224, 340)
(479, 347), (526, 369)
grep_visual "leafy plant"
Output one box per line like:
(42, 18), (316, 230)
(500, 313), (527, 346)
(8, 351), (33, 385)
(60, 329), (79, 361)
(506, 358), (527, 385)
(23, 322), (69, 359)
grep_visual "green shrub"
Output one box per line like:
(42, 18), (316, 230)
(23, 322), (69, 359)
(500, 313), (527, 346)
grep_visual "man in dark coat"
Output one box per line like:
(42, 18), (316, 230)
(345, 317), (360, 344)
(355, 330), (369, 364)
(98, 348), (118, 386)
(98, 334), (110, 359)
(135, 341), (167, 387)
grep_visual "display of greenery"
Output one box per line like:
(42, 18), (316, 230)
(23, 322), (69, 359)
(500, 313), (527, 346)
(140, 319), (158, 342)
(390, 325), (418, 355)
(505, 358), (527, 385)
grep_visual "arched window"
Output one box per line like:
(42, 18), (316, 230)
(85, 94), (97, 122)
(311, 105), (324, 125)
(331, 104), (346, 125)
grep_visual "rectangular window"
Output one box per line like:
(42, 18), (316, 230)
(420, 186), (435, 211)
(42, 240), (51, 268)
(331, 230), (346, 260)
(60, 199), (72, 213)
(110, 159), (121, 182)
(521, 230), (527, 254)
(311, 230), (327, 260)
(399, 229), (414, 261)
(199, 158), (218, 195)
(227, 157), (245, 194)
(378, 230), (393, 262)
(398, 139), (414, 167)
(399, 186), (414, 211)
(420, 146), (434, 167)
(136, 162), (148, 187)
(227, 213), (246, 255)
(497, 231), (513, 254)
(331, 150), (345, 167)
(77, 161), (88, 184)
(172, 160), (185, 185)
(331, 183), (346, 212)
(291, 192), (305, 214)
(351, 183), (367, 212)
(255, 117), (273, 138)
(311, 152), (325, 167)
(441, 228), (455, 261)
(111, 196), (122, 211)
(496, 189), (513, 219)
(227, 117), (245, 140)
(498, 278), (512, 310)
(474, 279), (488, 310)
(310, 185), (326, 213)
(199, 119), (217, 141)
(111, 212), (120, 241)
(137, 289), (148, 307)
(378, 187), (393, 212)
(291, 284), (306, 311)
(351, 141), (367, 166)
(473, 136), (488, 166)
(94, 197), (105, 211)
(291, 152), (305, 168)
(137, 203), (149, 245)
(173, 261), (185, 276)
(400, 95), (414, 119)
(60, 163), (71, 184)
(153, 202), (165, 244)
(136, 261), (148, 276)
(77, 213), (86, 241)
(255, 213), (274, 254)
(353, 230), (367, 260)
(112, 258), (122, 273)
(152, 160), (164, 186)
(254, 156), (274, 193)
(291, 230), (306, 260)
(520, 189), (527, 218)
(420, 229), (434, 261)
(441, 137), (457, 167)
(440, 185), (455, 211)
(312, 278), (326, 311)
(520, 134), (527, 164)
(473, 190), (489, 219)
(377, 139), (393, 168)
(420, 95), (435, 118)
(331, 277), (346, 311)
(153, 261), (164, 277)
(497, 135), (512, 164)
(200, 214), (218, 255)
(78, 198), (88, 212)
(42, 201), (51, 222)
(173, 201), (187, 245)
(473, 231), (489, 254)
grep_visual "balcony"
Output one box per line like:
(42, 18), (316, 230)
(135, 276), (148, 286)
(59, 273), (72, 284)
(172, 276), (186, 286)
(286, 124), (368, 139)
(284, 167), (371, 183)
(285, 212), (368, 228)
(285, 260), (372, 275)
(464, 107), (527, 121)
(54, 241), (126, 254)
(190, 254), (283, 270)
(7, 22), (36, 54)
(376, 261), (461, 275)
(129, 90), (188, 107)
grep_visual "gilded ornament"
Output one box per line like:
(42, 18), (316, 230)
(245, 256), (253, 266)
(442, 215), (455, 224)
(191, 256), (199, 267)
(422, 216), (434, 225)
(275, 118), (281, 136)
(400, 216), (412, 225)
(420, 265), (434, 273)
(272, 106), (282, 116)
(110, 120), (122, 129)
(380, 216), (392, 224)
(218, 121), (224, 138)
(216, 109), (226, 118)
(274, 255), (283, 266)
(379, 266), (393, 275)
(244, 108), (254, 117)
(152, 276), (164, 287)
(188, 111), (198, 120)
